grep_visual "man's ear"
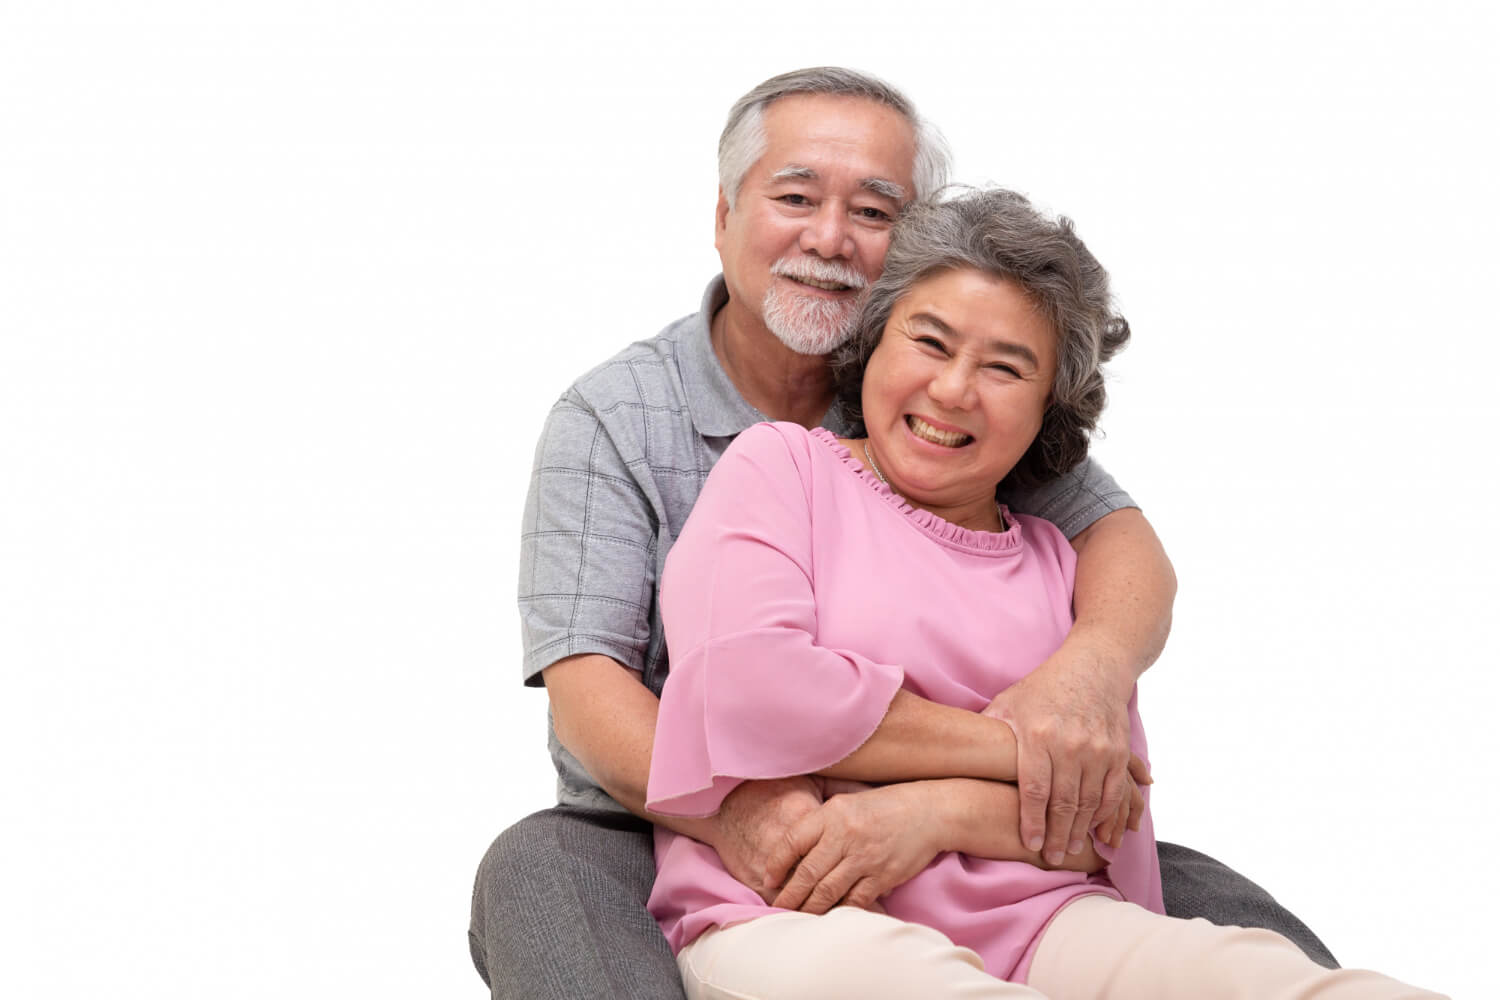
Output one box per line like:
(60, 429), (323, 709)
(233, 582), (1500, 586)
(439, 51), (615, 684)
(714, 188), (730, 251)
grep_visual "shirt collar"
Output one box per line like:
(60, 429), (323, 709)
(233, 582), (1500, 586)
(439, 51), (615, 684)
(675, 275), (856, 439)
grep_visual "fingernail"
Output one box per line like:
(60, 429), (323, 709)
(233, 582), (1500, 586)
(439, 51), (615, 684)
(1068, 839), (1083, 855)
(1028, 836), (1043, 851)
(1046, 850), (1063, 865)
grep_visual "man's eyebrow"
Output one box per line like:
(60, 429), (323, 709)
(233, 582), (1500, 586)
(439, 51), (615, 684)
(770, 165), (817, 182)
(767, 166), (907, 203)
(861, 177), (907, 202)
(910, 312), (1040, 368)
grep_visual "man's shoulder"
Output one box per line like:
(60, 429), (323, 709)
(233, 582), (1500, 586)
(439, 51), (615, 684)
(534, 306), (709, 478)
(561, 311), (698, 416)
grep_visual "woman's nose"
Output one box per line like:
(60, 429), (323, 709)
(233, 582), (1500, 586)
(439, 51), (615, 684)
(928, 361), (976, 409)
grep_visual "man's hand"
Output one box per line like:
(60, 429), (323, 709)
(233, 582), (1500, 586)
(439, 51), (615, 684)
(763, 782), (944, 914)
(707, 777), (824, 905)
(982, 653), (1138, 866)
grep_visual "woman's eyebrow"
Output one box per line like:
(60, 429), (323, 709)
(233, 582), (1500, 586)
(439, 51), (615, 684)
(910, 311), (1040, 368)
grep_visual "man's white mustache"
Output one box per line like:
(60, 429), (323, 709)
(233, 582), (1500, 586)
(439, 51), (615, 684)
(769, 257), (867, 290)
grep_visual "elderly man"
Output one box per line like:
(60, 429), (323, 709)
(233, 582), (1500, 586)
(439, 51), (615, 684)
(470, 68), (1334, 999)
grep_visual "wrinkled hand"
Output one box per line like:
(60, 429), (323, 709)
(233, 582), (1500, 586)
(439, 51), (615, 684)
(710, 776), (824, 904)
(1091, 754), (1152, 850)
(763, 781), (943, 914)
(982, 658), (1141, 866)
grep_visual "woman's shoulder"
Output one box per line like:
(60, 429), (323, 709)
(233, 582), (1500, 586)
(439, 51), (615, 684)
(732, 420), (820, 448)
(712, 421), (819, 489)
(716, 422), (861, 503)
(725, 420), (840, 470)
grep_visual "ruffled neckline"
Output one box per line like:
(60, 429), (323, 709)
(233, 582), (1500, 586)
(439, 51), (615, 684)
(809, 427), (1024, 555)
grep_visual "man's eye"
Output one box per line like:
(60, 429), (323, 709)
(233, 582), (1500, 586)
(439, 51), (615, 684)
(779, 194), (812, 206)
(856, 206), (892, 221)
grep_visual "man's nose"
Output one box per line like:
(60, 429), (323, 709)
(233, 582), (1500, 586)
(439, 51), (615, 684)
(798, 202), (854, 259)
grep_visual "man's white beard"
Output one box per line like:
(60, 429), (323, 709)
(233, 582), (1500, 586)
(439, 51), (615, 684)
(760, 258), (867, 356)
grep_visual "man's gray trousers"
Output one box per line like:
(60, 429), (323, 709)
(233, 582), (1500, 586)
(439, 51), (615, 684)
(469, 807), (1338, 1000)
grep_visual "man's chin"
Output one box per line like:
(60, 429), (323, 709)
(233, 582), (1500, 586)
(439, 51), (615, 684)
(767, 323), (854, 357)
(762, 294), (858, 356)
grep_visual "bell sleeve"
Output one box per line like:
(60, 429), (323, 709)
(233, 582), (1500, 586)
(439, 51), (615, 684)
(646, 423), (905, 818)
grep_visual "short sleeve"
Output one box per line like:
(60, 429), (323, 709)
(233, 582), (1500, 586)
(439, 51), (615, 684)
(1002, 457), (1135, 540)
(646, 424), (905, 817)
(517, 392), (659, 686)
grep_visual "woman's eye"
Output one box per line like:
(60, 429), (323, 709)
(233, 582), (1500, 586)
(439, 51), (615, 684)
(988, 364), (1021, 377)
(915, 336), (946, 352)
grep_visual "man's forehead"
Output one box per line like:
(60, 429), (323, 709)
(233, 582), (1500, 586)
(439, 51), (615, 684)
(756, 94), (917, 192)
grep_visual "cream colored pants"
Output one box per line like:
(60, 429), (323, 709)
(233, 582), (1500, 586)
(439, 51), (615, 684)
(675, 895), (1445, 1000)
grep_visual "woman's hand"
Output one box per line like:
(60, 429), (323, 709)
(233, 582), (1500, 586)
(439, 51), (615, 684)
(763, 781), (944, 914)
(1091, 754), (1151, 849)
(708, 776), (825, 905)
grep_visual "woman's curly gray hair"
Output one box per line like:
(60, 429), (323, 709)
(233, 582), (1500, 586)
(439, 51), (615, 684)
(831, 188), (1130, 489)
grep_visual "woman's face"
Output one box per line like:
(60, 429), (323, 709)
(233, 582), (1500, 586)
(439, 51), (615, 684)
(860, 267), (1057, 525)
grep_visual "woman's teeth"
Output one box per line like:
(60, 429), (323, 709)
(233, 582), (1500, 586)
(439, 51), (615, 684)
(906, 415), (972, 447)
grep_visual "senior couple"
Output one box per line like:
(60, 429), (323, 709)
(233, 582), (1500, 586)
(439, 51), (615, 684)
(471, 69), (1441, 998)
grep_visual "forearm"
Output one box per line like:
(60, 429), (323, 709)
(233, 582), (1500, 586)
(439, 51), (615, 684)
(543, 653), (718, 843)
(816, 690), (1019, 783)
(926, 778), (1102, 872)
(1066, 507), (1177, 697)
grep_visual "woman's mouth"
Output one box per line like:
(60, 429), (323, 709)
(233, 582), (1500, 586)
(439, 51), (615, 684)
(906, 415), (972, 448)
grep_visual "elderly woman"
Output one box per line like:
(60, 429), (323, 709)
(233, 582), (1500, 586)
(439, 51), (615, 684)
(643, 189), (1441, 999)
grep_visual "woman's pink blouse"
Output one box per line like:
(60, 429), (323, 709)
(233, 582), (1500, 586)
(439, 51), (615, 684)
(646, 423), (1162, 982)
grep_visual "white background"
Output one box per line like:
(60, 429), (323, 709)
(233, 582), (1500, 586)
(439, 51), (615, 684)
(3, 1), (1496, 997)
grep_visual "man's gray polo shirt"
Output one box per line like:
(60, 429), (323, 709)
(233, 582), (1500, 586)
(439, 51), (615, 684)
(519, 277), (1135, 812)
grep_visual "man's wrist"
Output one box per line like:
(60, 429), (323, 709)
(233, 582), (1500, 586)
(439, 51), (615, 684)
(1049, 627), (1139, 702)
(668, 811), (722, 848)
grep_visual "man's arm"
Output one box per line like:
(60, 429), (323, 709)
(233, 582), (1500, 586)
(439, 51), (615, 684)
(545, 652), (825, 901)
(519, 384), (827, 894)
(543, 653), (669, 822)
(549, 657), (1023, 808)
(984, 505), (1176, 864)
(547, 652), (1112, 915)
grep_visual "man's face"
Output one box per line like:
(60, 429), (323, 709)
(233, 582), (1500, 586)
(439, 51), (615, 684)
(715, 94), (917, 355)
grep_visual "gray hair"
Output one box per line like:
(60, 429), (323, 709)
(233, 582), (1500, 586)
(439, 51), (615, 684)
(718, 67), (951, 208)
(831, 188), (1131, 489)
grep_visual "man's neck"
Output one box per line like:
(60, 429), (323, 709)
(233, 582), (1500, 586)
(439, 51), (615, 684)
(711, 299), (835, 430)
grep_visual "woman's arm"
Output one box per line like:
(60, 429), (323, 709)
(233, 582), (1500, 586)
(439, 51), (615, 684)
(814, 689), (1018, 783)
(763, 778), (1104, 913)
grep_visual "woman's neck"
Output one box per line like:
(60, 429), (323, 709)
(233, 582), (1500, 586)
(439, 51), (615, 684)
(849, 436), (1006, 532)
